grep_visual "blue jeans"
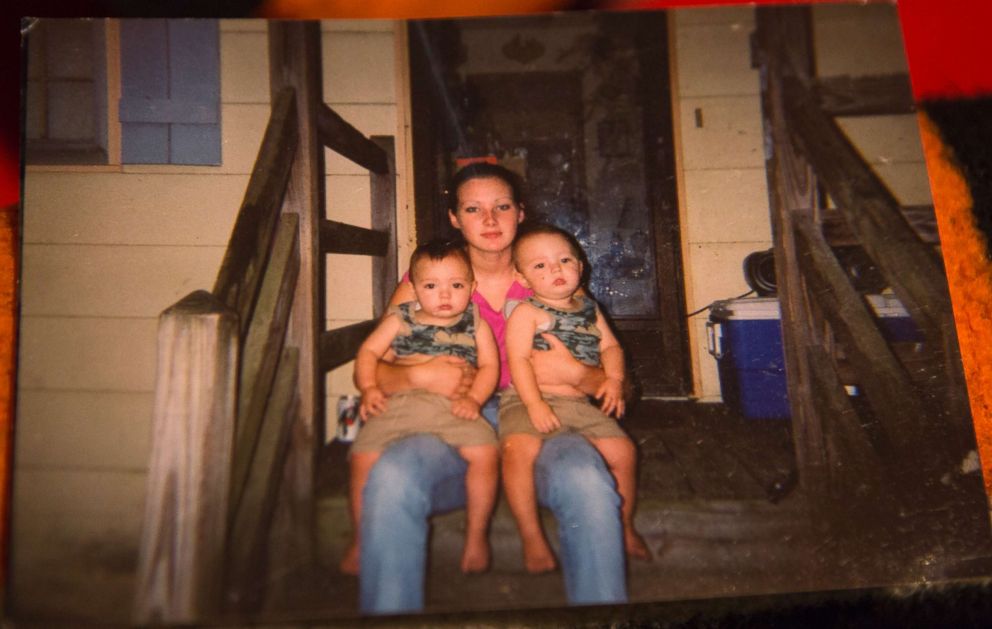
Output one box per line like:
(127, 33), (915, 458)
(358, 398), (627, 614)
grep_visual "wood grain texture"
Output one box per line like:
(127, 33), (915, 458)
(213, 87), (298, 339)
(754, 6), (828, 493)
(804, 343), (884, 496)
(319, 219), (388, 256)
(269, 20), (323, 434)
(133, 291), (238, 624)
(226, 345), (299, 611)
(813, 74), (915, 117)
(319, 320), (377, 372)
(317, 103), (389, 174)
(821, 204), (937, 246)
(266, 19), (323, 602)
(792, 213), (927, 457)
(230, 213), (300, 518)
(370, 136), (397, 318)
(782, 76), (953, 346)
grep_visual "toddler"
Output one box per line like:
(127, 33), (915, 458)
(341, 240), (500, 575)
(502, 223), (649, 572)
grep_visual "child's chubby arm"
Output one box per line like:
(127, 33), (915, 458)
(450, 317), (500, 420)
(377, 279), (476, 398)
(593, 306), (626, 419)
(354, 313), (402, 421)
(506, 303), (562, 433)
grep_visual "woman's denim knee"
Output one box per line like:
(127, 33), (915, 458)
(534, 432), (626, 604)
(536, 433), (620, 514)
(363, 435), (468, 520)
(364, 435), (450, 517)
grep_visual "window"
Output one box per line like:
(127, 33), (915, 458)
(24, 18), (221, 167)
(119, 19), (221, 165)
(25, 19), (109, 165)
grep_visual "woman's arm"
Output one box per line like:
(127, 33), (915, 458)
(376, 351), (475, 398)
(386, 277), (416, 310)
(531, 334), (607, 395)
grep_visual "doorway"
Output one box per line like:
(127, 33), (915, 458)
(409, 11), (689, 397)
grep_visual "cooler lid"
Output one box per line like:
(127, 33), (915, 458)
(864, 293), (909, 318)
(709, 297), (781, 320)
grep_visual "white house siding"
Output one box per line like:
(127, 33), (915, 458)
(672, 3), (928, 401)
(321, 19), (412, 424)
(12, 18), (406, 621)
(673, 6), (768, 401)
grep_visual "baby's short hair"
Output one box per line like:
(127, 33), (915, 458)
(511, 222), (583, 270)
(409, 238), (473, 282)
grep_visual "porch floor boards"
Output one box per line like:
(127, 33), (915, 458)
(267, 399), (990, 620)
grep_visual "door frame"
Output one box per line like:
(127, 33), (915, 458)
(407, 11), (691, 397)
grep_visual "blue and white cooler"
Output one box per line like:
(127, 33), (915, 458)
(704, 293), (919, 420)
(706, 297), (790, 420)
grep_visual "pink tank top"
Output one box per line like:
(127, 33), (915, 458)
(401, 272), (531, 389)
(473, 280), (532, 389)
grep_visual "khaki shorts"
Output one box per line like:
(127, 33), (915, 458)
(498, 389), (627, 441)
(351, 390), (497, 454)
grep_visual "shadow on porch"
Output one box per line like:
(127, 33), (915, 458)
(265, 399), (991, 621)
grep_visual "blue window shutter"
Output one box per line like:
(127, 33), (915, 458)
(120, 19), (221, 165)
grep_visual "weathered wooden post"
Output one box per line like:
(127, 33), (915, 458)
(133, 291), (238, 624)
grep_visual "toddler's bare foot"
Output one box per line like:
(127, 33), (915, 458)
(521, 536), (557, 573)
(460, 537), (491, 573)
(339, 541), (360, 575)
(624, 527), (652, 561)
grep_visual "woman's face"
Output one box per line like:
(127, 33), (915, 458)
(449, 176), (524, 254)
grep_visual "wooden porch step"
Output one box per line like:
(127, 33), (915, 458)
(303, 488), (992, 618)
(313, 493), (818, 613)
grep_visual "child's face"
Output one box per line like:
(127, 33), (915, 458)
(411, 255), (475, 320)
(514, 232), (583, 302)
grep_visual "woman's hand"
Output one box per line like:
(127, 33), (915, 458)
(407, 355), (478, 399)
(596, 377), (626, 419)
(531, 334), (606, 395)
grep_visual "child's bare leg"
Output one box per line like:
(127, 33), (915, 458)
(457, 444), (499, 573)
(340, 451), (380, 574)
(591, 436), (651, 561)
(501, 434), (557, 572)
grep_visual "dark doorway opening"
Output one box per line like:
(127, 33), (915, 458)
(409, 11), (690, 397)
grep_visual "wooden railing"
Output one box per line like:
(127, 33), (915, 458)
(754, 7), (970, 499)
(133, 20), (396, 624)
(132, 85), (301, 624)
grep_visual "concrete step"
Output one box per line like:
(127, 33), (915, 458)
(315, 493), (821, 612)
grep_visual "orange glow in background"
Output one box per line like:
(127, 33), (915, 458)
(919, 115), (992, 494)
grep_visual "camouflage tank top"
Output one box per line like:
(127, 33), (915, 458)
(525, 296), (601, 366)
(390, 301), (478, 366)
